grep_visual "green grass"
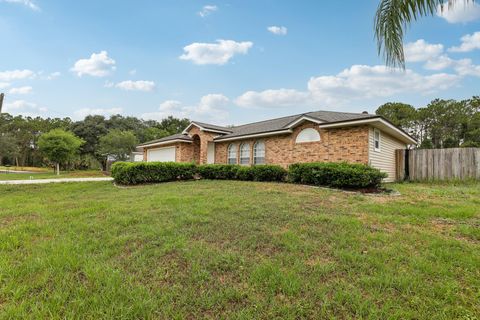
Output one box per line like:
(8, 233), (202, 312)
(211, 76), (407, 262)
(0, 180), (479, 319)
(0, 170), (106, 181)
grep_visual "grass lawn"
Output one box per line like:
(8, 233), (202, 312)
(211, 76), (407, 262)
(0, 170), (107, 181)
(0, 180), (479, 319)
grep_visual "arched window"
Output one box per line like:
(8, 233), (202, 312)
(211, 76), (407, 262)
(253, 141), (265, 164)
(295, 128), (320, 143)
(227, 144), (237, 164)
(239, 143), (250, 165)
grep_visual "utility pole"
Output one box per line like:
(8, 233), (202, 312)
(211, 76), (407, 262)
(0, 93), (4, 113)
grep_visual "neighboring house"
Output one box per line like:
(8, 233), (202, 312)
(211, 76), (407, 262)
(137, 110), (417, 181)
(130, 152), (144, 162)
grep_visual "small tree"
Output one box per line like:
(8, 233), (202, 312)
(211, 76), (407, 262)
(38, 129), (84, 175)
(98, 129), (138, 162)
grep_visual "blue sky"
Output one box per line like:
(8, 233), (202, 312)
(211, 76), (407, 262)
(1, 0), (479, 125)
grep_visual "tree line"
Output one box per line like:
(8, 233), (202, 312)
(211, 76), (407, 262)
(0, 114), (190, 170)
(375, 96), (479, 148)
(1, 96), (479, 170)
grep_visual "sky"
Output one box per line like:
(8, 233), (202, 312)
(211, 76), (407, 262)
(0, 0), (479, 125)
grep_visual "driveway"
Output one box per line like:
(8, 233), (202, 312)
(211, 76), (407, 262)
(0, 177), (114, 185)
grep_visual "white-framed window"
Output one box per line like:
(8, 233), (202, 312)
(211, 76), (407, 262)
(240, 143), (250, 165)
(295, 128), (321, 143)
(253, 141), (265, 164)
(374, 128), (381, 152)
(227, 143), (237, 164)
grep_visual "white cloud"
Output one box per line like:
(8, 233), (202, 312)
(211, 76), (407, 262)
(74, 107), (123, 119)
(198, 5), (217, 17)
(453, 58), (480, 77)
(423, 55), (454, 70)
(0, 69), (35, 81)
(235, 89), (308, 108)
(129, 69), (137, 75)
(449, 31), (480, 52)
(142, 94), (229, 122)
(0, 82), (9, 89)
(235, 65), (459, 108)
(179, 39), (253, 65)
(3, 100), (47, 115)
(267, 26), (288, 36)
(1, 0), (39, 11)
(45, 71), (61, 80)
(71, 51), (116, 77)
(9, 86), (32, 94)
(114, 80), (155, 92)
(404, 39), (444, 62)
(437, 1), (480, 23)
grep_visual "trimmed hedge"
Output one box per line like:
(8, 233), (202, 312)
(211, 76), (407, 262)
(197, 164), (241, 180)
(111, 162), (197, 185)
(288, 162), (387, 189)
(197, 164), (287, 182)
(111, 161), (385, 189)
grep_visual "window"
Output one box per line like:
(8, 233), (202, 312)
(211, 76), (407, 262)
(295, 128), (320, 143)
(227, 144), (237, 164)
(240, 143), (250, 165)
(374, 129), (381, 151)
(253, 141), (265, 164)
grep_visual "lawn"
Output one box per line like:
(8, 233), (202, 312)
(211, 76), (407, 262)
(0, 180), (478, 319)
(0, 170), (106, 181)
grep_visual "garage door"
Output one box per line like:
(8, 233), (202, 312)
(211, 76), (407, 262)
(147, 147), (176, 162)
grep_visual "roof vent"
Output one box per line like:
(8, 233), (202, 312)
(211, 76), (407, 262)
(362, 111), (368, 114)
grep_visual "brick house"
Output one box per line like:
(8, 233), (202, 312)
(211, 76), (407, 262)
(137, 110), (417, 182)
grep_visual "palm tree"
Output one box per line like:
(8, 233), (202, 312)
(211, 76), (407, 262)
(375, 0), (472, 68)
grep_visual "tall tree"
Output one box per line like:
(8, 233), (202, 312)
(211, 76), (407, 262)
(375, 102), (416, 132)
(374, 0), (468, 68)
(98, 129), (138, 162)
(38, 129), (84, 175)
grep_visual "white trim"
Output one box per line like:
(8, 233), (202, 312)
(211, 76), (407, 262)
(285, 115), (324, 128)
(214, 129), (293, 142)
(139, 139), (192, 149)
(318, 117), (417, 145)
(374, 128), (381, 152)
(182, 122), (231, 135)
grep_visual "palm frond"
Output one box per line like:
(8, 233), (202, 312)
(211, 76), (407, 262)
(374, 0), (469, 69)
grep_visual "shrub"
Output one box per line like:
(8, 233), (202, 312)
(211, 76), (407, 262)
(111, 161), (197, 185)
(197, 164), (241, 180)
(249, 165), (287, 182)
(288, 162), (387, 189)
(197, 164), (287, 182)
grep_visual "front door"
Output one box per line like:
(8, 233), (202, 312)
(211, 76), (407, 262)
(207, 142), (215, 164)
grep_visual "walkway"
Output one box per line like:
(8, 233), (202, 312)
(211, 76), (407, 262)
(0, 177), (114, 185)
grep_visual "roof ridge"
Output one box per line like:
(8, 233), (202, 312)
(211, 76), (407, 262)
(230, 112), (304, 128)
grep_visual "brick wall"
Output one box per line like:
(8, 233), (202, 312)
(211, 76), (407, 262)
(187, 126), (217, 164)
(214, 123), (370, 167)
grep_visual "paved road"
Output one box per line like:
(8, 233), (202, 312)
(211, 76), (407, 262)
(0, 177), (114, 185)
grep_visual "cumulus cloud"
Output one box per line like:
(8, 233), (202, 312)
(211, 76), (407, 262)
(1, 0), (39, 11)
(142, 94), (229, 122)
(453, 58), (480, 77)
(267, 26), (287, 36)
(437, 1), (480, 23)
(9, 86), (32, 94)
(179, 40), (253, 65)
(114, 80), (155, 92)
(449, 31), (480, 52)
(71, 51), (116, 77)
(0, 69), (35, 81)
(3, 100), (47, 115)
(45, 71), (61, 80)
(235, 65), (459, 108)
(198, 5), (217, 17)
(74, 107), (123, 120)
(0, 82), (9, 89)
(404, 39), (444, 62)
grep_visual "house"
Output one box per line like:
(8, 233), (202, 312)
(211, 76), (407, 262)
(137, 110), (417, 182)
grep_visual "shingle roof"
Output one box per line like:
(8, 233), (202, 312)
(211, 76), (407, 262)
(214, 110), (376, 140)
(138, 133), (192, 146)
(191, 121), (233, 133)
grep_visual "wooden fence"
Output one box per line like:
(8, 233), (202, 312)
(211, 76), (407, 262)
(396, 148), (480, 181)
